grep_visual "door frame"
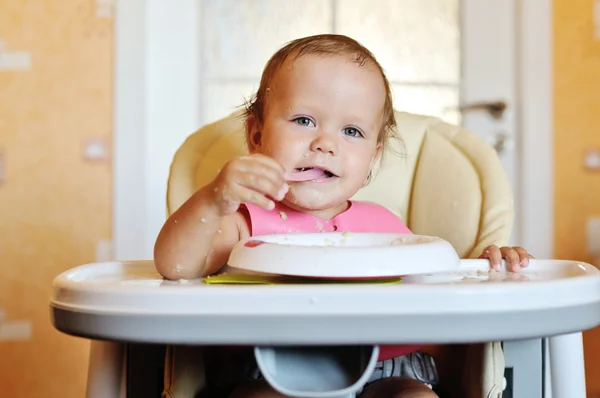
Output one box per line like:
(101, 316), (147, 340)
(112, 0), (554, 260)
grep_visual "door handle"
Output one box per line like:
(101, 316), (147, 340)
(459, 100), (507, 120)
(492, 132), (510, 154)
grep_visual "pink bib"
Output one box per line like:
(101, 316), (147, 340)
(243, 200), (411, 236)
(241, 201), (421, 361)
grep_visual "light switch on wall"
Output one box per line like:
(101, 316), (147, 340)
(0, 320), (32, 341)
(583, 149), (600, 170)
(0, 309), (32, 342)
(83, 137), (109, 161)
(0, 38), (31, 70)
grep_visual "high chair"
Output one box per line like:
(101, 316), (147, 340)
(68, 109), (597, 398)
(162, 109), (514, 398)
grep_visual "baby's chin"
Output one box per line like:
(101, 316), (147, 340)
(280, 192), (349, 214)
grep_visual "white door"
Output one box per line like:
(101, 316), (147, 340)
(114, 0), (552, 260)
(461, 0), (520, 246)
(193, 0), (522, 245)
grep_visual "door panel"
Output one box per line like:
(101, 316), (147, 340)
(198, 0), (461, 128)
(460, 0), (519, 244)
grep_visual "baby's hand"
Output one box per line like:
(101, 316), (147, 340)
(209, 154), (289, 215)
(478, 245), (533, 272)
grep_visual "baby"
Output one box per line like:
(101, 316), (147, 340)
(154, 34), (532, 398)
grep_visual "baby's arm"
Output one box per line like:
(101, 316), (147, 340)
(153, 184), (249, 280)
(154, 154), (287, 280)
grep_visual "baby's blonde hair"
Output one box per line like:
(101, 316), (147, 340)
(244, 34), (399, 160)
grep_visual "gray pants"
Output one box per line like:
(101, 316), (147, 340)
(361, 352), (439, 391)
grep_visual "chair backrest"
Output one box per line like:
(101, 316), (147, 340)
(166, 110), (513, 258)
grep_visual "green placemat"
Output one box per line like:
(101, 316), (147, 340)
(204, 273), (402, 285)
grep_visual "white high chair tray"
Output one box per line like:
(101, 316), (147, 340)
(50, 259), (600, 345)
(228, 233), (460, 278)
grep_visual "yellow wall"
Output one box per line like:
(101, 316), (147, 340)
(0, 1), (112, 396)
(554, 1), (600, 262)
(1, 0), (599, 396)
(554, 0), (600, 393)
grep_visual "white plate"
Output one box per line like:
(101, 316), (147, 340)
(227, 232), (461, 279)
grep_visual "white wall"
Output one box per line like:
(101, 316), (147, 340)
(113, 0), (146, 260)
(114, 0), (202, 259)
(144, 0), (202, 257)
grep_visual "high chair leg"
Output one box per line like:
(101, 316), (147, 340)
(461, 342), (505, 398)
(548, 332), (586, 398)
(162, 345), (206, 398)
(86, 340), (126, 398)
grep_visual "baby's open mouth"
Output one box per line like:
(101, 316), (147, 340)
(295, 167), (336, 178)
(286, 167), (338, 182)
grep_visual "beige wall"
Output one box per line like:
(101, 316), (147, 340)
(0, 1), (112, 396)
(553, 0), (600, 393)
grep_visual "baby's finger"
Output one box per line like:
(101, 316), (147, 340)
(513, 246), (530, 268)
(237, 185), (275, 211)
(239, 171), (289, 201)
(480, 245), (503, 271)
(240, 154), (286, 174)
(237, 159), (286, 190)
(502, 247), (521, 272)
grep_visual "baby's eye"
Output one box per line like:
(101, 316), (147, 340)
(343, 127), (363, 138)
(293, 117), (315, 127)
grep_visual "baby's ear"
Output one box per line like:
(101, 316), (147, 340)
(245, 115), (262, 153)
(363, 144), (383, 187)
(371, 143), (383, 166)
(375, 143), (383, 159)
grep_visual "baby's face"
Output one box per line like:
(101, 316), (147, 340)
(249, 54), (386, 216)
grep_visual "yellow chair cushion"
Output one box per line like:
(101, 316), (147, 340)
(166, 109), (513, 258)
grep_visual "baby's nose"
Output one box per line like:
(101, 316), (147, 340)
(310, 134), (337, 155)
